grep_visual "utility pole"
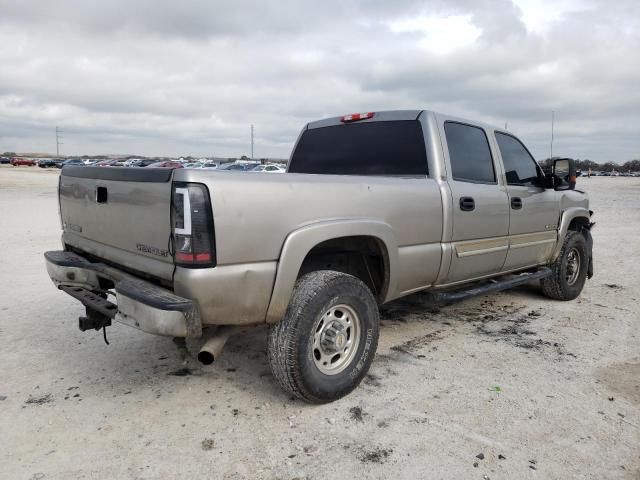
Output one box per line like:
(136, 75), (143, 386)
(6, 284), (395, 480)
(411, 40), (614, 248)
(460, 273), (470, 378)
(550, 111), (555, 159)
(250, 124), (254, 159)
(504, 122), (508, 130)
(55, 126), (63, 157)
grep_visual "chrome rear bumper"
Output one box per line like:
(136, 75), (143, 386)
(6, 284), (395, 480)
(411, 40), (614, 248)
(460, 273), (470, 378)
(45, 250), (201, 338)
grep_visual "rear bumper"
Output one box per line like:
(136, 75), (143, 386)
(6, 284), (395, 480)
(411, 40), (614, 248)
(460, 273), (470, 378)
(44, 250), (201, 338)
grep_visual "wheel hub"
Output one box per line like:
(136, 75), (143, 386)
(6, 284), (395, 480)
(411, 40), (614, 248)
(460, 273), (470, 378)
(565, 248), (581, 286)
(320, 322), (347, 353)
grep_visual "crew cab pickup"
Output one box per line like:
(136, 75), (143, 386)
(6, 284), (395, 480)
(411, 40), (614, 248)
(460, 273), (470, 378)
(45, 110), (594, 403)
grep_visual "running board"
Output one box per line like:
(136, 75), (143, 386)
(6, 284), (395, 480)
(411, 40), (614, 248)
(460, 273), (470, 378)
(430, 268), (552, 305)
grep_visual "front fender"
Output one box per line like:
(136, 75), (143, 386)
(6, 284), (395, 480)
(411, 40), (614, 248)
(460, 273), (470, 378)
(264, 219), (399, 324)
(552, 207), (591, 260)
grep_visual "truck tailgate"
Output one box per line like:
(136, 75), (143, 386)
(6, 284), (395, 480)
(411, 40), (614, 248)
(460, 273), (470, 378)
(59, 166), (175, 282)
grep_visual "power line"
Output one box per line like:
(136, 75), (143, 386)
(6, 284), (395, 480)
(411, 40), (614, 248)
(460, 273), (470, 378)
(56, 126), (64, 157)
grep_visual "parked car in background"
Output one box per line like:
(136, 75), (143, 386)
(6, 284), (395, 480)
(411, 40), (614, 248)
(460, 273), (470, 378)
(134, 159), (159, 167)
(200, 163), (219, 169)
(38, 158), (64, 168)
(147, 161), (184, 168)
(184, 162), (205, 168)
(218, 163), (253, 171)
(250, 164), (286, 173)
(124, 158), (142, 167)
(93, 160), (119, 167)
(59, 159), (85, 168)
(82, 159), (106, 166)
(86, 159), (105, 166)
(0, 157), (11, 164)
(10, 157), (37, 166)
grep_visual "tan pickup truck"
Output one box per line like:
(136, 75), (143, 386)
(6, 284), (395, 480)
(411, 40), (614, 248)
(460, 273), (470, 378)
(45, 110), (594, 403)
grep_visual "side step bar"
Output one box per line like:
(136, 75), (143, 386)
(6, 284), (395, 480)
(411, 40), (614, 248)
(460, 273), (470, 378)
(431, 267), (552, 305)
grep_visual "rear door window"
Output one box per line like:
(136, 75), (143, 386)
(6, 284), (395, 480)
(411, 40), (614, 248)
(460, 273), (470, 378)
(495, 132), (540, 185)
(444, 122), (496, 183)
(288, 120), (428, 175)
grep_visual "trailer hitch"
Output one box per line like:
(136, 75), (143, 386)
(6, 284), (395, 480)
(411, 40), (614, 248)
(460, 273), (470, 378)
(79, 306), (112, 345)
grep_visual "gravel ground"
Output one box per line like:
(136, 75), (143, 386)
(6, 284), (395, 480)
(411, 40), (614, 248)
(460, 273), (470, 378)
(0, 166), (638, 479)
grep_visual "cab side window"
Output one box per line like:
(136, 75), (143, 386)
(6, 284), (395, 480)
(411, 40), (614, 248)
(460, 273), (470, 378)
(495, 133), (540, 185)
(444, 122), (496, 184)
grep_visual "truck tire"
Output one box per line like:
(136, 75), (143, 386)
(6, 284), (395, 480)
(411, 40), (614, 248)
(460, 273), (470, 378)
(267, 270), (379, 403)
(541, 230), (589, 300)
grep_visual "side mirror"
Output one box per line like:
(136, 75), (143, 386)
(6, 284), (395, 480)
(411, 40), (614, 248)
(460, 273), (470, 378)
(553, 158), (576, 190)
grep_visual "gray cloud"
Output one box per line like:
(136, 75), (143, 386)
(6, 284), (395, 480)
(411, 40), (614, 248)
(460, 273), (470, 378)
(0, 0), (638, 162)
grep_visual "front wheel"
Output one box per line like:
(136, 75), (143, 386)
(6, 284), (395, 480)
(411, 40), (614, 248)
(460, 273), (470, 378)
(541, 230), (589, 300)
(268, 270), (380, 404)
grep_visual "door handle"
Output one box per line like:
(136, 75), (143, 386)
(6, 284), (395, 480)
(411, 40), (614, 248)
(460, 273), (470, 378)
(459, 196), (475, 211)
(511, 197), (523, 210)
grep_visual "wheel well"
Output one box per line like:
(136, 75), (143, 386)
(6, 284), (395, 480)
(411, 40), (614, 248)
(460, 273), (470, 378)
(298, 236), (388, 303)
(568, 216), (592, 243)
(568, 216), (590, 232)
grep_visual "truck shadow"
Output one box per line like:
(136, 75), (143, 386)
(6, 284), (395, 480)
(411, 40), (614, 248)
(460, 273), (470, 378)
(379, 281), (544, 321)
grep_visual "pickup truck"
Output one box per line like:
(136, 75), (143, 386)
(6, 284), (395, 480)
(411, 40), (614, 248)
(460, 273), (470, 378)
(45, 110), (594, 403)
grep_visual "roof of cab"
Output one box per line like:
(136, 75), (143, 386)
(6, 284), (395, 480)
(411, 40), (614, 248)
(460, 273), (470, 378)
(306, 110), (425, 130)
(305, 109), (508, 136)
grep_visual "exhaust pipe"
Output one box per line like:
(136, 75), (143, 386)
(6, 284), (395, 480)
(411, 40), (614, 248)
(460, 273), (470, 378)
(197, 326), (241, 365)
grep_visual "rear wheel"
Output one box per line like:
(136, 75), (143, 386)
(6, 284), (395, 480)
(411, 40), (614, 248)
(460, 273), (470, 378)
(541, 230), (588, 300)
(268, 270), (379, 403)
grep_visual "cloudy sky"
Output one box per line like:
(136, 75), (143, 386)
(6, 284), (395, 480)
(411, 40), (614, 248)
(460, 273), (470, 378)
(0, 0), (638, 162)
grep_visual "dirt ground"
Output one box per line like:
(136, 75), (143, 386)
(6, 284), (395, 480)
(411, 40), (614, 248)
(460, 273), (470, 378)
(0, 165), (638, 480)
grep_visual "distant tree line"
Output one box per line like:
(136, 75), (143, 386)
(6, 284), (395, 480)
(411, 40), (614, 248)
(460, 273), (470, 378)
(541, 158), (640, 172)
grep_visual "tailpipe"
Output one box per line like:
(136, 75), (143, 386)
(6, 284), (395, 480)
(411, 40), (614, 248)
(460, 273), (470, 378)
(197, 326), (241, 365)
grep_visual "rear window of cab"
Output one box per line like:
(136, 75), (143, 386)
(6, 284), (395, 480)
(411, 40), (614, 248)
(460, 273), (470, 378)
(289, 120), (428, 176)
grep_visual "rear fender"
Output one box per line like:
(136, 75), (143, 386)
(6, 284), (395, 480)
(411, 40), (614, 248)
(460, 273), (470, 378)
(265, 220), (398, 324)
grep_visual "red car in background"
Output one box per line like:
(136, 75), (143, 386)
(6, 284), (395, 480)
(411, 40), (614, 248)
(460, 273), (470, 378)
(10, 157), (37, 166)
(94, 159), (120, 167)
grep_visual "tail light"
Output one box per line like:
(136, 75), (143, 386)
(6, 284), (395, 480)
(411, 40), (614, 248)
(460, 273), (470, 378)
(57, 175), (63, 229)
(171, 182), (216, 267)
